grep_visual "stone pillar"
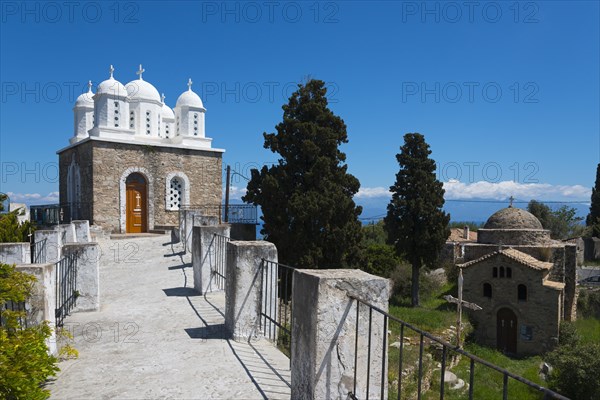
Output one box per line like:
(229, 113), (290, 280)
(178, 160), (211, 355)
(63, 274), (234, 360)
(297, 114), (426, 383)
(72, 220), (91, 243)
(15, 263), (58, 355)
(564, 244), (578, 321)
(225, 241), (277, 340)
(34, 229), (62, 264)
(192, 225), (231, 294)
(62, 243), (100, 312)
(291, 269), (390, 400)
(194, 214), (219, 227)
(183, 210), (200, 252)
(0, 243), (31, 264)
(55, 224), (77, 244)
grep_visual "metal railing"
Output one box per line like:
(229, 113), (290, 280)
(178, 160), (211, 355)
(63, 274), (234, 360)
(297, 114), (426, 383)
(211, 233), (230, 290)
(30, 203), (86, 226)
(55, 251), (79, 327)
(30, 238), (47, 264)
(260, 259), (295, 359)
(180, 204), (258, 225)
(348, 297), (569, 400)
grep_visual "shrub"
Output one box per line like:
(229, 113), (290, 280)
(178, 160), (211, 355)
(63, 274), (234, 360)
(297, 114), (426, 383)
(390, 263), (443, 304)
(546, 342), (600, 400)
(363, 243), (400, 278)
(0, 263), (59, 399)
(577, 289), (600, 319)
(558, 321), (579, 347)
(0, 209), (35, 243)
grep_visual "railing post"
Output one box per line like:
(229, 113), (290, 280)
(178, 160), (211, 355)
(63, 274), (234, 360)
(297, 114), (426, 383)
(290, 269), (390, 400)
(224, 241), (277, 340)
(34, 229), (62, 263)
(72, 220), (91, 243)
(192, 225), (230, 294)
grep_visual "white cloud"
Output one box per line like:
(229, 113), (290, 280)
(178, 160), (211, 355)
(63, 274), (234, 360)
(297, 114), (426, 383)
(355, 181), (591, 202)
(6, 191), (59, 204)
(224, 186), (247, 201)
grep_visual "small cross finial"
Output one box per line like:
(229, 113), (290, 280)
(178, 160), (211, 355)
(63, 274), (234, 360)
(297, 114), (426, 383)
(109, 65), (114, 78)
(187, 78), (193, 91)
(87, 80), (93, 92)
(161, 93), (166, 103)
(509, 195), (514, 207)
(136, 64), (145, 80)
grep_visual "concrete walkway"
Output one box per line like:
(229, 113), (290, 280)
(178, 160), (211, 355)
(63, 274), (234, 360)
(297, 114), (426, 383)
(49, 235), (291, 399)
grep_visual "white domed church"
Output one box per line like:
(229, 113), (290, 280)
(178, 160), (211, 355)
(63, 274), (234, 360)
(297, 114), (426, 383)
(58, 65), (223, 233)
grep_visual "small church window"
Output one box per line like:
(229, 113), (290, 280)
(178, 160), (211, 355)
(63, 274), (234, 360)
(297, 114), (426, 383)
(518, 284), (527, 301)
(507, 267), (512, 278)
(483, 283), (492, 298)
(114, 101), (119, 107)
(493, 267), (498, 278)
(167, 177), (184, 210)
(499, 266), (505, 278)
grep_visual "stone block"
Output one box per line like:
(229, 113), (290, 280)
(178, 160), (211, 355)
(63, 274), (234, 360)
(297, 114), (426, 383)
(72, 220), (91, 243)
(192, 225), (231, 294)
(63, 243), (100, 312)
(34, 230), (62, 263)
(55, 224), (77, 244)
(291, 269), (390, 400)
(0, 243), (30, 264)
(225, 241), (277, 340)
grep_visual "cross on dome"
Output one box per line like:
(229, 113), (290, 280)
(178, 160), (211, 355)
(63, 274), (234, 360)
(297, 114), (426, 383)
(87, 80), (93, 92)
(187, 78), (193, 91)
(509, 195), (515, 207)
(161, 93), (166, 103)
(136, 64), (145, 80)
(109, 65), (114, 78)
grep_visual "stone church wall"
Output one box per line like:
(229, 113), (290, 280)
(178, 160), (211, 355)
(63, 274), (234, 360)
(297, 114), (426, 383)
(59, 139), (222, 233)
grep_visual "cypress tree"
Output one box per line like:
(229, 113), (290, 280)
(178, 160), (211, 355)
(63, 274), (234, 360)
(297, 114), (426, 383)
(587, 163), (600, 237)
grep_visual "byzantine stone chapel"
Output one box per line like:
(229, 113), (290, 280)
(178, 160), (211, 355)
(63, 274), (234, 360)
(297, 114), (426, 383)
(58, 65), (223, 233)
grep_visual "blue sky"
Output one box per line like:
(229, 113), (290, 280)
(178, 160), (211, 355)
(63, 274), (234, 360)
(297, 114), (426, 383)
(0, 1), (598, 216)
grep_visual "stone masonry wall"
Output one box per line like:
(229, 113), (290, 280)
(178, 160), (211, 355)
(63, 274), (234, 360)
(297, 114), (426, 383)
(60, 139), (222, 233)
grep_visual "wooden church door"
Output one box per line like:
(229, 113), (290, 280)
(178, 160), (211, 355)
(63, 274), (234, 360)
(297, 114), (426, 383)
(126, 173), (147, 233)
(497, 308), (517, 354)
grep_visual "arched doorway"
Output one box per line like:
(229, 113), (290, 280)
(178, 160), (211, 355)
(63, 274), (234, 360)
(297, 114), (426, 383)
(125, 173), (147, 233)
(497, 308), (517, 354)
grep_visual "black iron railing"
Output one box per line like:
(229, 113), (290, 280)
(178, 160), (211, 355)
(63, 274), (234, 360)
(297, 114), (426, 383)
(349, 297), (569, 400)
(30, 203), (86, 226)
(260, 259), (294, 359)
(30, 238), (47, 264)
(55, 251), (79, 327)
(211, 233), (230, 290)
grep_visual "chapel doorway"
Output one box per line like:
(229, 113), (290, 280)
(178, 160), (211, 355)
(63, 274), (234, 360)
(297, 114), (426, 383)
(126, 173), (147, 233)
(497, 307), (518, 354)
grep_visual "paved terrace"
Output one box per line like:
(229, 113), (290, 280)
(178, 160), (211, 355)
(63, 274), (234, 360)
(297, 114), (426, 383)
(49, 235), (291, 399)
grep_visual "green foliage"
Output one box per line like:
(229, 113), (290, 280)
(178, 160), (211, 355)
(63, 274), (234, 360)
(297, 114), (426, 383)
(363, 244), (400, 278)
(448, 221), (483, 231)
(384, 133), (450, 306)
(587, 163), (600, 237)
(389, 263), (444, 305)
(546, 340), (600, 400)
(0, 263), (59, 399)
(527, 200), (585, 239)
(577, 288), (600, 319)
(243, 79), (363, 268)
(0, 192), (7, 212)
(0, 209), (35, 243)
(361, 220), (387, 246)
(558, 321), (580, 347)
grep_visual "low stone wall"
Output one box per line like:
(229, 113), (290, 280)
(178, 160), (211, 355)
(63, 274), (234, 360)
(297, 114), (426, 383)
(0, 243), (30, 264)
(15, 263), (58, 355)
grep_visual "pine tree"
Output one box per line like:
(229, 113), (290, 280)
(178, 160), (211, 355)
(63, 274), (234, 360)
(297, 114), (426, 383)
(243, 79), (363, 268)
(384, 133), (450, 307)
(587, 163), (600, 237)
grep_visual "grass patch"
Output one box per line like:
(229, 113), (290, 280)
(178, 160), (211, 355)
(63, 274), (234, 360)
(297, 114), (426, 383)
(574, 318), (600, 344)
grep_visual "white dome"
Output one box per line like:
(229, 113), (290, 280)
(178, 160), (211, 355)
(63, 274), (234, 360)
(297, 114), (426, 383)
(176, 89), (204, 108)
(97, 77), (127, 97)
(161, 103), (175, 119)
(75, 82), (94, 108)
(126, 79), (161, 103)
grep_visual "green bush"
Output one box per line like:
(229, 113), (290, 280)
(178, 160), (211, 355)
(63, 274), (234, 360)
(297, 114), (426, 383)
(558, 321), (579, 347)
(363, 243), (400, 278)
(546, 342), (600, 400)
(0, 209), (35, 243)
(0, 263), (59, 399)
(390, 263), (443, 304)
(577, 289), (600, 319)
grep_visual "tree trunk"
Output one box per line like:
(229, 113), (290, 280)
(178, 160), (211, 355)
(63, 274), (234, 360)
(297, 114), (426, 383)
(411, 261), (420, 307)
